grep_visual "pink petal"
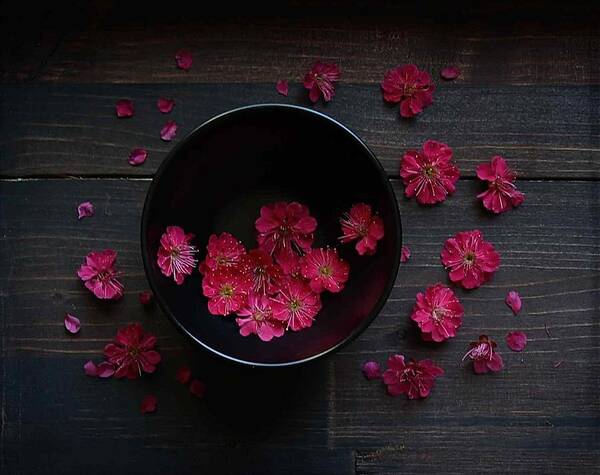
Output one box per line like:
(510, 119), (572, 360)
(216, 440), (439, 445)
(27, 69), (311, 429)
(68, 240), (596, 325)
(175, 49), (193, 70)
(77, 202), (95, 220)
(505, 290), (522, 315)
(276, 80), (289, 96)
(128, 148), (148, 166)
(64, 313), (81, 334)
(115, 99), (134, 118)
(440, 65), (461, 80)
(176, 366), (192, 385)
(83, 360), (98, 377)
(400, 245), (411, 263)
(160, 121), (178, 141)
(139, 291), (153, 305)
(506, 331), (527, 352)
(362, 361), (381, 380)
(157, 97), (175, 113)
(189, 379), (206, 398)
(97, 361), (115, 378)
(140, 394), (158, 414)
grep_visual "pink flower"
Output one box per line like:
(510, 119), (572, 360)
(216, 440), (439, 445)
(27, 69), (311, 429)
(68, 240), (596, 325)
(202, 268), (252, 316)
(303, 61), (341, 103)
(271, 280), (322, 331)
(400, 140), (460, 205)
(140, 395), (157, 414)
(276, 251), (304, 280)
(383, 355), (444, 399)
(462, 335), (504, 374)
(204, 232), (246, 272)
(96, 361), (115, 378)
(410, 283), (463, 342)
(300, 247), (349, 294)
(400, 245), (411, 263)
(104, 323), (161, 379)
(381, 64), (435, 118)
(77, 249), (124, 300)
(362, 361), (382, 380)
(83, 360), (98, 377)
(506, 331), (527, 352)
(128, 148), (148, 166)
(440, 65), (461, 80)
(77, 201), (94, 220)
(175, 49), (193, 70)
(276, 80), (289, 96)
(339, 203), (384, 256)
(236, 292), (285, 342)
(255, 201), (317, 263)
(176, 366), (192, 384)
(190, 379), (206, 398)
(139, 291), (153, 305)
(64, 313), (81, 334)
(477, 156), (525, 214)
(157, 97), (175, 113)
(441, 230), (500, 289)
(160, 121), (178, 141)
(505, 291), (522, 315)
(157, 226), (198, 285)
(115, 99), (134, 118)
(239, 249), (282, 295)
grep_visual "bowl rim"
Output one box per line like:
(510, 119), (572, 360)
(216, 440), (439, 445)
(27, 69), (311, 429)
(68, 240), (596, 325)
(141, 103), (402, 368)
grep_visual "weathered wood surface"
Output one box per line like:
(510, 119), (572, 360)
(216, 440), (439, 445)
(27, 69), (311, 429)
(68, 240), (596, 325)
(1, 84), (599, 179)
(1, 178), (598, 473)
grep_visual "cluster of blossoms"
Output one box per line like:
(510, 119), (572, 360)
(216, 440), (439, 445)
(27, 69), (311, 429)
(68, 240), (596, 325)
(154, 201), (384, 342)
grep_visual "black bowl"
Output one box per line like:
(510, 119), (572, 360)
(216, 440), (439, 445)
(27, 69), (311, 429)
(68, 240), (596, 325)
(141, 104), (401, 367)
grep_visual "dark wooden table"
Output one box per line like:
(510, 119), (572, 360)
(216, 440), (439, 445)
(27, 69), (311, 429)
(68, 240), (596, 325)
(1, 2), (599, 474)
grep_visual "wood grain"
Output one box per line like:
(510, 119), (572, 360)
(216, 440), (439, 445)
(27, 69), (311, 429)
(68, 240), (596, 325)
(1, 178), (598, 473)
(2, 83), (599, 179)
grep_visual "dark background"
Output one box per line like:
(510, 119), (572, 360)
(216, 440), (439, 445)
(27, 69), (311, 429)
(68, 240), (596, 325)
(1, 1), (599, 474)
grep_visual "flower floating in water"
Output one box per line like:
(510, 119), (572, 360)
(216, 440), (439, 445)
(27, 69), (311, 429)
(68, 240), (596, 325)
(157, 226), (198, 285)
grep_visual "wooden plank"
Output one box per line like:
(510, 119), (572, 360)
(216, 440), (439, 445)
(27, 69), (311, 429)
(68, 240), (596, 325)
(1, 84), (598, 179)
(0, 178), (598, 472)
(1, 3), (599, 85)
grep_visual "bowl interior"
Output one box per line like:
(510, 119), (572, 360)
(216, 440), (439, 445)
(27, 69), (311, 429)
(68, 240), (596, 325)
(142, 105), (401, 366)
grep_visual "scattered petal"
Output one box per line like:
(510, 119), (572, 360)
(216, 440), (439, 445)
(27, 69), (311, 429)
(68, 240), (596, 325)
(83, 360), (98, 377)
(77, 249), (124, 300)
(160, 121), (178, 141)
(303, 61), (341, 103)
(115, 99), (134, 118)
(440, 65), (461, 80)
(400, 140), (460, 205)
(128, 148), (148, 166)
(476, 156), (525, 214)
(338, 203), (384, 256)
(139, 291), (153, 305)
(383, 355), (444, 399)
(104, 323), (161, 379)
(276, 80), (289, 96)
(553, 360), (564, 368)
(400, 245), (411, 263)
(77, 202), (95, 220)
(381, 64), (435, 118)
(441, 230), (500, 289)
(140, 394), (158, 414)
(176, 366), (192, 385)
(362, 361), (381, 380)
(462, 335), (504, 374)
(157, 226), (197, 285)
(506, 331), (527, 352)
(64, 313), (81, 334)
(505, 290), (522, 315)
(157, 97), (175, 113)
(175, 49), (193, 70)
(411, 283), (463, 342)
(97, 361), (115, 378)
(190, 379), (206, 398)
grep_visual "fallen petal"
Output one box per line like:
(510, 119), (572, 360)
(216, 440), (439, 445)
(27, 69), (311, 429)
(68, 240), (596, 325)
(157, 97), (175, 113)
(440, 65), (461, 80)
(83, 360), (98, 377)
(64, 313), (81, 334)
(505, 290), (522, 315)
(506, 331), (527, 352)
(176, 366), (192, 385)
(276, 80), (289, 96)
(128, 148), (148, 166)
(115, 99), (134, 118)
(97, 361), (115, 378)
(400, 245), (411, 263)
(77, 202), (95, 220)
(140, 394), (158, 414)
(139, 291), (153, 305)
(160, 121), (178, 141)
(189, 379), (206, 398)
(361, 361), (381, 380)
(175, 49), (193, 70)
